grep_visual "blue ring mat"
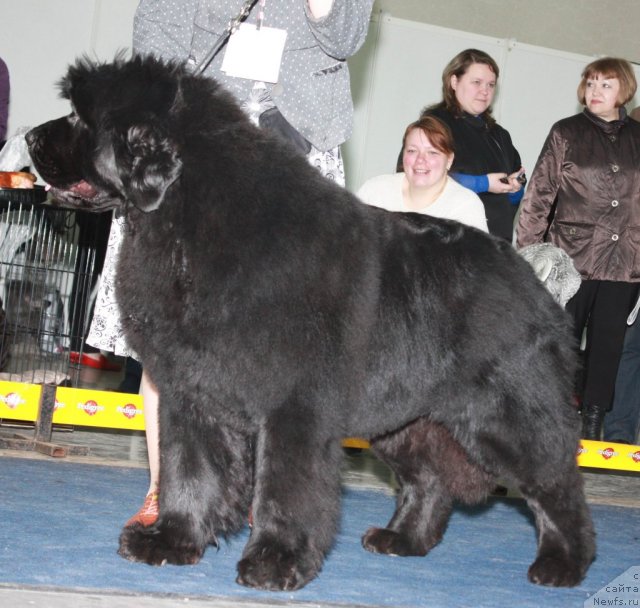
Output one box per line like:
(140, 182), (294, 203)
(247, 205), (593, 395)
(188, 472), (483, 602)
(0, 457), (637, 607)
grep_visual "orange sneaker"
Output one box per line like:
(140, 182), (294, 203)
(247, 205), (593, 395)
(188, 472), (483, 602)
(125, 490), (159, 527)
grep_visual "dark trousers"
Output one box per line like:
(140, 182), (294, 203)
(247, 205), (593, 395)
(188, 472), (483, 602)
(604, 319), (640, 443)
(483, 198), (518, 242)
(68, 210), (112, 351)
(566, 280), (639, 410)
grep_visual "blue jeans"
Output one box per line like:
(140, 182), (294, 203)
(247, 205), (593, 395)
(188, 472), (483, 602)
(604, 320), (640, 444)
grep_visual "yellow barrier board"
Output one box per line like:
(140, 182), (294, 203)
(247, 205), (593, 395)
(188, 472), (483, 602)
(2, 380), (638, 470)
(342, 437), (371, 449)
(577, 439), (640, 472)
(54, 387), (145, 430)
(0, 381), (41, 422)
(343, 438), (640, 473)
(0, 381), (145, 431)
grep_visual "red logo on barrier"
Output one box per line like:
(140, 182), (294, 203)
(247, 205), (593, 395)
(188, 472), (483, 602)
(600, 447), (615, 460)
(632, 451), (640, 464)
(3, 392), (21, 409)
(81, 400), (99, 416)
(122, 404), (137, 419)
(577, 444), (587, 456)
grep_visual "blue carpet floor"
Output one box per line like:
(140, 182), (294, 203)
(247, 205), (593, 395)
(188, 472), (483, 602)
(0, 457), (638, 607)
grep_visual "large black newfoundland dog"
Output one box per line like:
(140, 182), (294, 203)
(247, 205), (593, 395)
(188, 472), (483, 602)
(27, 56), (594, 591)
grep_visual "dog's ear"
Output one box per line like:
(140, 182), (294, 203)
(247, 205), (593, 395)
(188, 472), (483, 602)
(120, 122), (182, 212)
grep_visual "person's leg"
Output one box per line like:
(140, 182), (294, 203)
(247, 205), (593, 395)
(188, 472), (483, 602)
(604, 319), (640, 443)
(141, 371), (160, 493)
(565, 280), (596, 412)
(565, 280), (596, 346)
(125, 369), (160, 527)
(117, 356), (142, 393)
(68, 210), (112, 353)
(579, 282), (638, 440)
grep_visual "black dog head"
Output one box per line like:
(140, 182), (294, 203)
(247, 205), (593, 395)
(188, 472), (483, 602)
(26, 55), (184, 212)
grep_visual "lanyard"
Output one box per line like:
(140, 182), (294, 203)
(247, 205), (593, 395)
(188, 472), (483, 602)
(188, 0), (261, 75)
(257, 0), (266, 30)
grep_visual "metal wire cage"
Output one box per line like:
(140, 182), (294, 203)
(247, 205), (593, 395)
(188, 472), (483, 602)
(0, 189), (104, 387)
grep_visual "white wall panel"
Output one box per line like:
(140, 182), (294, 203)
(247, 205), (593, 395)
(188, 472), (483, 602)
(1, 0), (137, 135)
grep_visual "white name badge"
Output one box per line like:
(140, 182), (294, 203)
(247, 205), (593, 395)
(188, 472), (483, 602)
(221, 23), (287, 83)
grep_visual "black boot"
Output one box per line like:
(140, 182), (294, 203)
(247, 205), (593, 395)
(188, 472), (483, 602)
(581, 404), (606, 440)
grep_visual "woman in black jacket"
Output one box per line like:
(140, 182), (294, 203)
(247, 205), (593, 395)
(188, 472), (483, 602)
(401, 49), (525, 241)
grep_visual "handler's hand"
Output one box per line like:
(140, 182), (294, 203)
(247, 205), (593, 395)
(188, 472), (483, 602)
(506, 167), (526, 191)
(487, 172), (515, 194)
(488, 170), (525, 194)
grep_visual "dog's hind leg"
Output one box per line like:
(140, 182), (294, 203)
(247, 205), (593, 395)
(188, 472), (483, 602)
(236, 401), (343, 591)
(474, 388), (595, 586)
(363, 418), (493, 557)
(118, 398), (253, 567)
(519, 467), (595, 587)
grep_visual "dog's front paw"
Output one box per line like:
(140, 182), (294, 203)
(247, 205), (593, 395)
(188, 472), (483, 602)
(118, 524), (204, 566)
(362, 527), (431, 557)
(236, 541), (318, 591)
(528, 554), (584, 587)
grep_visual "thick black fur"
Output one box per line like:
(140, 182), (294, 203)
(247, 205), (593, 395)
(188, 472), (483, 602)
(27, 55), (595, 591)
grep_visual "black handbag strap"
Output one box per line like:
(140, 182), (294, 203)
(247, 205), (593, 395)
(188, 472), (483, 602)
(188, 0), (260, 75)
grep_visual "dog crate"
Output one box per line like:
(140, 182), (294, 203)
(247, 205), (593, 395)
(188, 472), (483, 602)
(0, 187), (106, 388)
